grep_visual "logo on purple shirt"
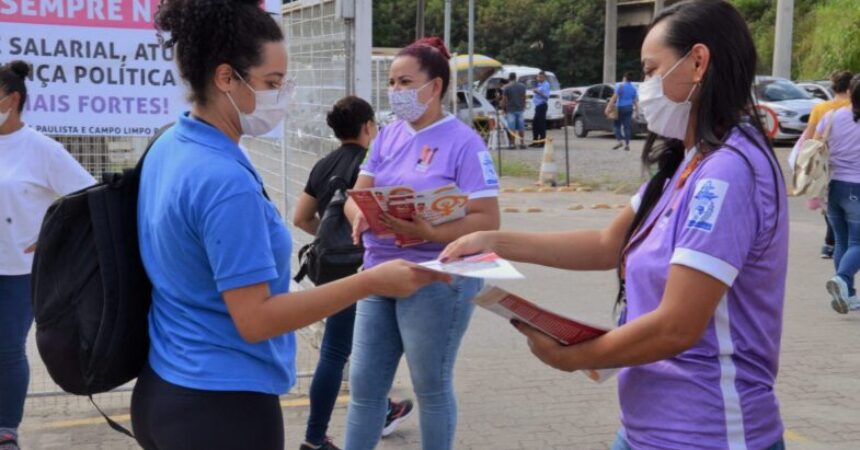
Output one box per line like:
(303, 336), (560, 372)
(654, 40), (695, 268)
(686, 179), (728, 232)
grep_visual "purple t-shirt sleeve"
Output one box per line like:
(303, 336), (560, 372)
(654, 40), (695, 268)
(816, 110), (835, 136)
(359, 136), (382, 178)
(455, 134), (500, 199)
(670, 152), (757, 287)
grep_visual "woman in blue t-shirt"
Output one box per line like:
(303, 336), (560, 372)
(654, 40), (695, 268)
(611, 72), (639, 151)
(131, 2), (448, 450)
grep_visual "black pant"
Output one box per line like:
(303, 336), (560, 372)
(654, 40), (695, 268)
(826, 214), (835, 246)
(533, 103), (548, 142)
(131, 365), (284, 450)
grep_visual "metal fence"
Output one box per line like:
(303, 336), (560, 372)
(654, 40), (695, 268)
(25, 0), (370, 419)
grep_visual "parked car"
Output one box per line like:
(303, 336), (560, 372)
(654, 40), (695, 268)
(455, 90), (497, 134)
(560, 87), (587, 124)
(570, 83), (647, 138)
(797, 80), (834, 101)
(754, 76), (822, 141)
(478, 65), (565, 129)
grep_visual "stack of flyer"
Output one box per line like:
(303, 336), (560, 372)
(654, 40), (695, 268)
(348, 184), (468, 247)
(417, 253), (525, 280)
(417, 253), (617, 383)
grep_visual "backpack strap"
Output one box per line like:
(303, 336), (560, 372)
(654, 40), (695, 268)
(133, 122), (175, 178)
(90, 395), (135, 438)
(822, 110), (837, 142)
(326, 148), (367, 199)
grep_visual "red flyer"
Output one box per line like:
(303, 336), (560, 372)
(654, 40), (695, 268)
(347, 190), (392, 237)
(474, 285), (617, 383)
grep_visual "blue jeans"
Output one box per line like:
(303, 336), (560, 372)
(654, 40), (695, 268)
(506, 111), (525, 132)
(305, 304), (357, 444)
(827, 179), (860, 296)
(0, 275), (33, 429)
(611, 430), (786, 450)
(344, 277), (481, 450)
(614, 106), (634, 145)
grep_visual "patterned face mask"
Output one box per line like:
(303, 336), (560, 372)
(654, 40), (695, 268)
(388, 81), (434, 123)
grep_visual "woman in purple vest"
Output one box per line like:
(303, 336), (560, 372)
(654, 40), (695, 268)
(442, 1), (788, 449)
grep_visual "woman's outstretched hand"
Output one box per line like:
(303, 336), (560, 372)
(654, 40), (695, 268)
(364, 259), (452, 298)
(439, 231), (494, 263)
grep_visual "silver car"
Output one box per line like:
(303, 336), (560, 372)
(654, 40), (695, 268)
(754, 76), (822, 141)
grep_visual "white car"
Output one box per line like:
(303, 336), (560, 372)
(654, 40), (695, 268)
(797, 81), (834, 101)
(754, 76), (822, 141)
(478, 65), (565, 129)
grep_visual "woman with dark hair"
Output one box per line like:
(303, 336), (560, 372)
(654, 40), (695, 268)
(133, 2), (447, 449)
(819, 75), (860, 313)
(344, 37), (501, 450)
(442, 1), (788, 449)
(293, 96), (414, 450)
(0, 60), (95, 450)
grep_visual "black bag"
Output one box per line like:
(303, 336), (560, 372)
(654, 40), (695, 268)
(30, 124), (172, 435)
(294, 155), (365, 285)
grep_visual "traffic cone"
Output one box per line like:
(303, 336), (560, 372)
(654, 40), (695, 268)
(537, 137), (557, 186)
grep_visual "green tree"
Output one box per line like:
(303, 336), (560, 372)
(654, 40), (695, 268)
(373, 0), (606, 86)
(731, 0), (859, 78)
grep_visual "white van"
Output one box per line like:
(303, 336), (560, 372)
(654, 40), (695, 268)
(478, 65), (565, 129)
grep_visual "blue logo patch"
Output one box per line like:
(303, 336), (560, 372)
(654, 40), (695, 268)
(686, 179), (728, 232)
(478, 151), (499, 186)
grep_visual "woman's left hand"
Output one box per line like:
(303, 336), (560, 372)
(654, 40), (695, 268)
(512, 320), (580, 372)
(380, 213), (435, 241)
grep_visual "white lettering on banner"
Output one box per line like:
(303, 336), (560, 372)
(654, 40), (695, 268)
(0, 0), (142, 21)
(1, 1), (280, 137)
(131, 0), (149, 22)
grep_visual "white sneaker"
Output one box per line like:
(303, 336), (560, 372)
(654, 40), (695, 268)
(848, 295), (860, 311)
(827, 276), (851, 314)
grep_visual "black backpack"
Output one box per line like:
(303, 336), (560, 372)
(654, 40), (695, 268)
(30, 125), (171, 435)
(294, 155), (365, 285)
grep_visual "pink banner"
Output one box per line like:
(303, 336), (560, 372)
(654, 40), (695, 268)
(0, 0), (160, 30)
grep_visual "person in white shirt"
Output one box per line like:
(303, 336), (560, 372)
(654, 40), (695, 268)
(0, 60), (95, 450)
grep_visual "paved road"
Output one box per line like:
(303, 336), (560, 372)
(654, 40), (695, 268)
(21, 182), (860, 449)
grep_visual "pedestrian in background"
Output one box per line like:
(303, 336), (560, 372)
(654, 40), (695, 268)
(804, 70), (853, 259)
(502, 72), (527, 149)
(820, 75), (860, 314)
(611, 72), (639, 151)
(530, 71), (551, 147)
(0, 60), (96, 450)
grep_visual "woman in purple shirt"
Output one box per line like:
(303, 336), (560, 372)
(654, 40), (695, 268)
(819, 76), (860, 313)
(344, 37), (501, 450)
(442, 1), (788, 449)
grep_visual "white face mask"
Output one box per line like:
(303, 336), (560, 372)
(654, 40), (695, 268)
(226, 72), (292, 137)
(389, 81), (434, 123)
(639, 52), (697, 141)
(0, 95), (11, 128)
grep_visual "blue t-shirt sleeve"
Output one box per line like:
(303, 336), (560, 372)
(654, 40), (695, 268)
(200, 191), (279, 292)
(540, 81), (551, 97)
